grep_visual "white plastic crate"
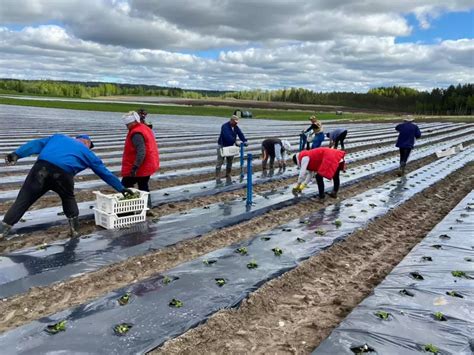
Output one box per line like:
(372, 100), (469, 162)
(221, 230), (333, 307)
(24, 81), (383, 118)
(93, 188), (149, 229)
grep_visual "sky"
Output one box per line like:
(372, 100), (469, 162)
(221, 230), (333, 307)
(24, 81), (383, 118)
(0, 0), (473, 92)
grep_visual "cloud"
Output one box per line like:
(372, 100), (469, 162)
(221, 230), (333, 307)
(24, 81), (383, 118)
(0, 0), (472, 91)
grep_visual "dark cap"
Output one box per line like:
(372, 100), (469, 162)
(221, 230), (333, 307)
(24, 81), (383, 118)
(76, 134), (94, 149)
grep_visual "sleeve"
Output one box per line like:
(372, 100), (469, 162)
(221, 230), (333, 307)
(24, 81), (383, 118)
(14, 136), (51, 158)
(86, 151), (124, 192)
(415, 125), (421, 139)
(236, 126), (247, 143)
(131, 133), (146, 168)
(297, 156), (311, 184)
(304, 125), (313, 133)
(395, 124), (401, 132)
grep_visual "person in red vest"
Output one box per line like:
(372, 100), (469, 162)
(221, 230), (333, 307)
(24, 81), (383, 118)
(121, 111), (160, 210)
(292, 147), (346, 200)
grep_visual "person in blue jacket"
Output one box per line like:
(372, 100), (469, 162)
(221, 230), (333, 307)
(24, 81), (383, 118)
(216, 113), (248, 184)
(395, 116), (421, 176)
(300, 116), (325, 150)
(0, 134), (133, 240)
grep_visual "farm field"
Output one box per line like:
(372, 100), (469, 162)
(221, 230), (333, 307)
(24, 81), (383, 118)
(0, 104), (472, 353)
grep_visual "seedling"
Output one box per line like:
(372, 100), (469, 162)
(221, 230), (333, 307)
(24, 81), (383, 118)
(282, 228), (292, 232)
(315, 229), (326, 236)
(113, 323), (132, 336)
(19, 218), (26, 222)
(438, 234), (450, 240)
(349, 215), (356, 219)
(410, 272), (424, 280)
(433, 312), (447, 321)
(399, 289), (415, 297)
(451, 270), (471, 279)
(465, 257), (473, 262)
(344, 203), (353, 207)
(421, 256), (433, 262)
(375, 311), (390, 320)
(446, 290), (463, 298)
(350, 344), (375, 354)
(369, 203), (377, 208)
(455, 219), (463, 223)
(424, 344), (439, 354)
(169, 298), (183, 308)
(162, 276), (172, 285)
(460, 213), (468, 218)
(44, 320), (66, 335)
(119, 192), (141, 200)
(203, 259), (217, 265)
(235, 247), (248, 255)
(334, 220), (342, 228)
(36, 244), (48, 251)
(296, 237), (306, 243)
(431, 244), (442, 249)
(247, 261), (258, 269)
(117, 292), (131, 306)
(215, 278), (226, 287)
(360, 209), (368, 213)
(272, 247), (283, 256)
(261, 237), (271, 241)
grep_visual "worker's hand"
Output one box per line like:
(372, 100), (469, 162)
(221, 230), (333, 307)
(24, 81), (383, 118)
(122, 188), (134, 198)
(243, 142), (249, 147)
(5, 153), (19, 166)
(292, 183), (304, 196)
(130, 166), (138, 177)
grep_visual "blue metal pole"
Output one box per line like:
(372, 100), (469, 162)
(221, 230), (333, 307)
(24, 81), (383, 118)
(240, 143), (245, 178)
(299, 134), (304, 151)
(246, 153), (253, 206)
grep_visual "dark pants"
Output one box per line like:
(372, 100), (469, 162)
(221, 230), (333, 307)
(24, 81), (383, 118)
(315, 166), (342, 198)
(121, 176), (151, 192)
(334, 130), (348, 150)
(399, 148), (412, 167)
(4, 160), (78, 226)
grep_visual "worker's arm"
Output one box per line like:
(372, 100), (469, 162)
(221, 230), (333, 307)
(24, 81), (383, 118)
(131, 133), (146, 176)
(296, 156), (312, 185)
(415, 126), (421, 139)
(274, 143), (283, 162)
(14, 136), (51, 158)
(235, 126), (247, 144)
(86, 152), (125, 192)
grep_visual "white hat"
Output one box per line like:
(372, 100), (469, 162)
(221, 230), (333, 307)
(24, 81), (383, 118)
(404, 115), (414, 122)
(230, 114), (240, 121)
(123, 111), (140, 125)
(281, 139), (292, 152)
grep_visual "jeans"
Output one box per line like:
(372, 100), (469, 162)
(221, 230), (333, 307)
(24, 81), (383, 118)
(216, 147), (234, 179)
(334, 130), (348, 150)
(4, 160), (78, 226)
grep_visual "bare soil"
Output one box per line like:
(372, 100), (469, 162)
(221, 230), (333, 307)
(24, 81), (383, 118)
(0, 153), (449, 333)
(155, 163), (474, 355)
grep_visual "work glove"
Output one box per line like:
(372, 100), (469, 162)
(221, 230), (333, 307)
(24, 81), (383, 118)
(292, 183), (306, 197)
(130, 165), (138, 177)
(122, 188), (134, 198)
(5, 152), (19, 166)
(243, 142), (249, 147)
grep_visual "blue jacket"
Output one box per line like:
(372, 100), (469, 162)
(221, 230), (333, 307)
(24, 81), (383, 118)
(217, 122), (247, 147)
(15, 134), (124, 192)
(328, 128), (347, 141)
(311, 132), (325, 149)
(395, 122), (421, 148)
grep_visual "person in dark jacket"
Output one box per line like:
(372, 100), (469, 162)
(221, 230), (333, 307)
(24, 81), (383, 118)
(261, 138), (292, 176)
(216, 114), (248, 184)
(0, 134), (132, 240)
(326, 128), (348, 150)
(300, 116), (324, 150)
(137, 108), (153, 129)
(395, 116), (421, 176)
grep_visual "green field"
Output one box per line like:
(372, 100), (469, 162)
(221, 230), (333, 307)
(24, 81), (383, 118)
(0, 96), (388, 121)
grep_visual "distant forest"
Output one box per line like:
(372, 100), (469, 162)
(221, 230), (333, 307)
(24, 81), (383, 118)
(0, 79), (472, 115)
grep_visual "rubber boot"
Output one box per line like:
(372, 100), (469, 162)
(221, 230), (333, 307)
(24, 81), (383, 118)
(225, 165), (232, 185)
(215, 167), (222, 185)
(147, 196), (157, 217)
(68, 217), (80, 238)
(0, 221), (12, 241)
(328, 191), (338, 198)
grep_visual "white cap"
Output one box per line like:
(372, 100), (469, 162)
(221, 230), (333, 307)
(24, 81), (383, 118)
(281, 139), (292, 152)
(230, 114), (240, 121)
(123, 111), (140, 125)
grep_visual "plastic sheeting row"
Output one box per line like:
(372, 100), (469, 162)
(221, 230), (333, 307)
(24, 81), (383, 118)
(0, 147), (472, 354)
(313, 191), (474, 355)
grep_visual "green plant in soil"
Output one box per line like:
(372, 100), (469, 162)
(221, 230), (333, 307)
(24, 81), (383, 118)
(261, 237), (271, 241)
(446, 291), (463, 298)
(36, 244), (48, 250)
(421, 256), (433, 262)
(203, 259), (217, 265)
(433, 312), (447, 321)
(296, 237), (306, 243)
(169, 298), (183, 308)
(399, 289), (414, 297)
(349, 215), (356, 219)
(45, 320), (67, 334)
(247, 261), (258, 269)
(272, 247), (283, 256)
(410, 271), (424, 280)
(334, 220), (342, 228)
(465, 257), (473, 262)
(315, 228), (326, 235)
(375, 311), (390, 320)
(113, 323), (132, 336)
(424, 344), (439, 354)
(236, 247), (248, 255)
(451, 270), (470, 278)
(344, 203), (353, 207)
(162, 276), (172, 285)
(369, 203), (377, 208)
(360, 209), (368, 213)
(431, 244), (442, 249)
(119, 191), (141, 200)
(117, 292), (131, 306)
(215, 278), (226, 287)
(350, 344), (375, 354)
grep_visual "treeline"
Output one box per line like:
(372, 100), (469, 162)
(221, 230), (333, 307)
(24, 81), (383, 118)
(0, 79), (224, 99)
(223, 85), (473, 115)
(0, 79), (472, 115)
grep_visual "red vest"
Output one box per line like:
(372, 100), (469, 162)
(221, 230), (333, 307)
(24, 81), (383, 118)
(298, 147), (345, 179)
(121, 123), (159, 177)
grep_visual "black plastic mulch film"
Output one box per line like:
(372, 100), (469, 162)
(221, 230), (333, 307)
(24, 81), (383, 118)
(0, 140), (470, 300)
(0, 147), (471, 354)
(313, 192), (474, 355)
